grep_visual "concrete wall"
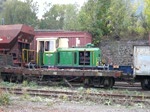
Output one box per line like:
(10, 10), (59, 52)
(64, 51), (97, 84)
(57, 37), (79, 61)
(100, 39), (149, 66)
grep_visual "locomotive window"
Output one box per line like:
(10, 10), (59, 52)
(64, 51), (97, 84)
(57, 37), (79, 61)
(40, 41), (44, 52)
(49, 41), (54, 51)
(58, 52), (60, 64)
(79, 51), (90, 65)
(44, 41), (55, 51)
(74, 52), (77, 64)
(45, 41), (49, 51)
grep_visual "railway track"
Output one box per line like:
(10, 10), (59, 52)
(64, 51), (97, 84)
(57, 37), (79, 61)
(113, 82), (142, 90)
(115, 82), (141, 87)
(1, 87), (150, 104)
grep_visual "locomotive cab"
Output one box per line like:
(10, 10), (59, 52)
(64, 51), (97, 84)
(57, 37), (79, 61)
(36, 38), (59, 66)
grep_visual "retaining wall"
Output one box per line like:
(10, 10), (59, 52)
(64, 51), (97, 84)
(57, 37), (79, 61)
(100, 39), (149, 65)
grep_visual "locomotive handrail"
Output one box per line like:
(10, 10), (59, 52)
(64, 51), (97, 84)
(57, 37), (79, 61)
(22, 49), (35, 64)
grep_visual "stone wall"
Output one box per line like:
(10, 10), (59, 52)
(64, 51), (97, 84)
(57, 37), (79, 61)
(99, 39), (149, 66)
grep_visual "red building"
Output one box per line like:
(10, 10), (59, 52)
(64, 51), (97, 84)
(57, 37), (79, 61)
(33, 30), (92, 51)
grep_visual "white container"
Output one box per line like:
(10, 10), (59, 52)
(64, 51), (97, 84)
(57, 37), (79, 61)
(133, 46), (150, 77)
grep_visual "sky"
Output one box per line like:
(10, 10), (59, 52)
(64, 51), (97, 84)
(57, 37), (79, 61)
(33, 0), (87, 19)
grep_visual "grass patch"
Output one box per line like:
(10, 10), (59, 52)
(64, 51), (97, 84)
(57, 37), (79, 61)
(22, 81), (38, 88)
(0, 81), (15, 87)
(0, 90), (10, 105)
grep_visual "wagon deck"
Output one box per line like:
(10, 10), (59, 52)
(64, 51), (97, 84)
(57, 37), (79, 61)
(0, 67), (122, 88)
(1, 67), (122, 78)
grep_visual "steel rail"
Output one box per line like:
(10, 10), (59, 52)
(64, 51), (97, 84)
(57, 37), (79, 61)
(0, 87), (150, 103)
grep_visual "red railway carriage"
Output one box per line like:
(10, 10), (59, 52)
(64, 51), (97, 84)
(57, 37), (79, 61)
(0, 24), (35, 66)
(32, 30), (92, 51)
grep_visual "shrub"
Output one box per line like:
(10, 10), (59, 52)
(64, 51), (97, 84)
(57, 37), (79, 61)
(0, 91), (10, 105)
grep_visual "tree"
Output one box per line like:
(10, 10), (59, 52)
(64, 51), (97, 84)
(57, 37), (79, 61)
(78, 0), (111, 45)
(0, 0), (6, 12)
(78, 0), (143, 45)
(106, 0), (139, 38)
(143, 0), (150, 32)
(0, 0), (7, 24)
(39, 4), (65, 29)
(2, 0), (38, 27)
(63, 4), (80, 30)
(39, 4), (80, 30)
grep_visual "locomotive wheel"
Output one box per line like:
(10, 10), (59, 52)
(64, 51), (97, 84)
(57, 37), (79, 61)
(103, 77), (115, 89)
(17, 75), (23, 83)
(1, 73), (11, 82)
(141, 79), (150, 90)
(92, 77), (103, 87)
(84, 77), (93, 87)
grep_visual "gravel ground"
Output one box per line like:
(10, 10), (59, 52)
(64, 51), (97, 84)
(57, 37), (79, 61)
(0, 96), (150, 112)
(1, 101), (150, 112)
(0, 82), (150, 112)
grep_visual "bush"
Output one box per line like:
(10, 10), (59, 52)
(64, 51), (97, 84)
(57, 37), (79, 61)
(0, 91), (10, 105)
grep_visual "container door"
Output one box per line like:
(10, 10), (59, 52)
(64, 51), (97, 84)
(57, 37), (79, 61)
(133, 46), (150, 77)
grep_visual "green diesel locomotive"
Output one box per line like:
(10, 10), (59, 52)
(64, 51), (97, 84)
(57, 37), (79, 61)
(35, 38), (102, 68)
(43, 45), (101, 69)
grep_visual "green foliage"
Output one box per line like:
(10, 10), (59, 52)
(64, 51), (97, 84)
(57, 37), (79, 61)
(22, 81), (37, 87)
(22, 80), (29, 87)
(63, 4), (80, 30)
(144, 0), (150, 31)
(0, 0), (7, 24)
(0, 92), (10, 105)
(39, 4), (66, 29)
(21, 92), (31, 100)
(39, 4), (79, 30)
(1, 0), (38, 27)
(104, 99), (112, 106)
(106, 0), (139, 38)
(77, 0), (148, 44)
(28, 81), (37, 87)
(78, 0), (111, 45)
(0, 81), (15, 87)
(0, 0), (6, 12)
(0, 0), (148, 44)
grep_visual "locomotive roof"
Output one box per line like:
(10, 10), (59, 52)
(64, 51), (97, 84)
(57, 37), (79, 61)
(57, 47), (100, 51)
